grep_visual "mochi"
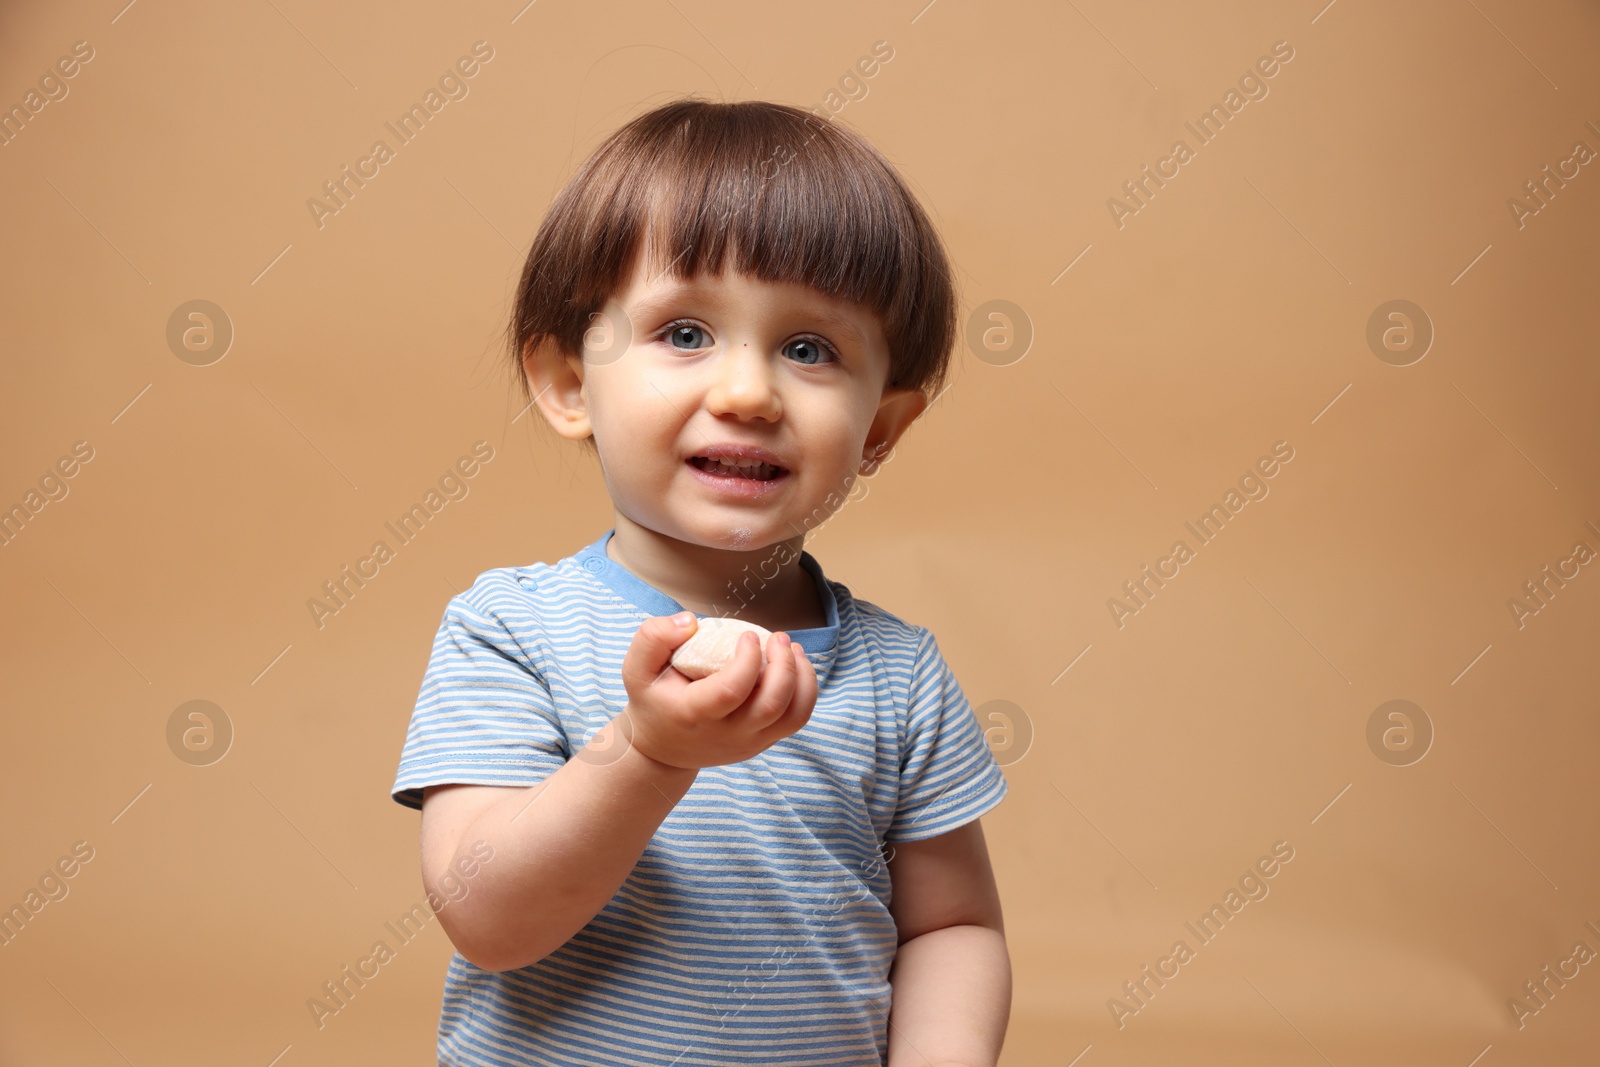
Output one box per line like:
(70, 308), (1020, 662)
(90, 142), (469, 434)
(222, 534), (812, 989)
(670, 617), (774, 679)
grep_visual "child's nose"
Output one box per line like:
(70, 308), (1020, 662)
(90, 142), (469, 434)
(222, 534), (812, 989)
(705, 343), (781, 421)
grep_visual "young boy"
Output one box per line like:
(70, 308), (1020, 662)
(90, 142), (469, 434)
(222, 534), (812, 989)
(391, 98), (1010, 1066)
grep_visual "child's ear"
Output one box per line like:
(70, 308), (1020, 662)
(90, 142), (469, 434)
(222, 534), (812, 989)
(861, 385), (928, 474)
(522, 335), (592, 442)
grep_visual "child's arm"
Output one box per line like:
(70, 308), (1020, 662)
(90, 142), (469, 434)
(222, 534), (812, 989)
(421, 728), (697, 972)
(884, 818), (1011, 1067)
(420, 612), (814, 973)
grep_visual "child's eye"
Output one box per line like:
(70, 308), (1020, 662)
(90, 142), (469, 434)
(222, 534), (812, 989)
(660, 321), (711, 350)
(784, 336), (838, 366)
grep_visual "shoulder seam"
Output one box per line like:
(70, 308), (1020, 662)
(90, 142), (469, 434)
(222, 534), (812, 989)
(444, 566), (552, 676)
(844, 592), (924, 641)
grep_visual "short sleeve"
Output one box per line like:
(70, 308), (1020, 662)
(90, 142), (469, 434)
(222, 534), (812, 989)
(390, 587), (570, 811)
(885, 628), (1010, 842)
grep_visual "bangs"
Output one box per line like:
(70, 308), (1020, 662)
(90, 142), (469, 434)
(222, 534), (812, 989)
(630, 108), (931, 329)
(509, 98), (957, 399)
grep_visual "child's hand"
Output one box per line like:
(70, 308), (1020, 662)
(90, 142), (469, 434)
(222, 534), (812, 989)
(619, 612), (817, 770)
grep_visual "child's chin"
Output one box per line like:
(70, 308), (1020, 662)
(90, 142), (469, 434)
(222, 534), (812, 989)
(662, 519), (778, 552)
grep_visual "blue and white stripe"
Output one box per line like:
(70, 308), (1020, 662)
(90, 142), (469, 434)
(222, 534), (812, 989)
(391, 528), (1008, 1066)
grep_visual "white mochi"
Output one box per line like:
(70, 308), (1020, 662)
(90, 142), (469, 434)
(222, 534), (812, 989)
(670, 617), (774, 679)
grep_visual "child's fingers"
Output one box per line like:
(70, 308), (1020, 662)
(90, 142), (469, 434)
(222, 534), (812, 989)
(792, 643), (816, 715)
(622, 614), (698, 692)
(761, 643), (816, 743)
(739, 632), (796, 730)
(683, 630), (763, 719)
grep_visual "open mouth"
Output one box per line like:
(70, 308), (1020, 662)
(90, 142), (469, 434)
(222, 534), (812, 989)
(687, 455), (788, 481)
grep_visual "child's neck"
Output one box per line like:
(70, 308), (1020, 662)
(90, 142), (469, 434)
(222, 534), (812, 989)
(605, 517), (827, 631)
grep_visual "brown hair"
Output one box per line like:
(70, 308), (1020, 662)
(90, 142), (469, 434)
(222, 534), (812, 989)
(505, 97), (959, 417)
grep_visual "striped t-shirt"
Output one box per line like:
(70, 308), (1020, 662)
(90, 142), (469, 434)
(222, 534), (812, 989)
(391, 528), (1009, 1066)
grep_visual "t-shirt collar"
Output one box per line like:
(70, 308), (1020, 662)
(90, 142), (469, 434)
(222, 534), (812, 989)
(573, 528), (840, 657)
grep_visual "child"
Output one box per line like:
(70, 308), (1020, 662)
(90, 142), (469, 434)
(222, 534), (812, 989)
(391, 97), (1011, 1067)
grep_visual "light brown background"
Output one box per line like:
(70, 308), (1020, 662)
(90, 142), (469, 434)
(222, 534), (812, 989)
(3, 0), (1598, 1063)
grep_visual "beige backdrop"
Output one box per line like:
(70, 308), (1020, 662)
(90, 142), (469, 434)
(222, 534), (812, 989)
(3, 0), (1599, 1063)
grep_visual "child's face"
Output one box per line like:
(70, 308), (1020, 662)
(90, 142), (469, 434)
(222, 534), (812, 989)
(531, 249), (927, 552)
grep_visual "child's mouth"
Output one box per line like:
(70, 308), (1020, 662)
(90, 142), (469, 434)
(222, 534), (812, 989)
(687, 456), (787, 481)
